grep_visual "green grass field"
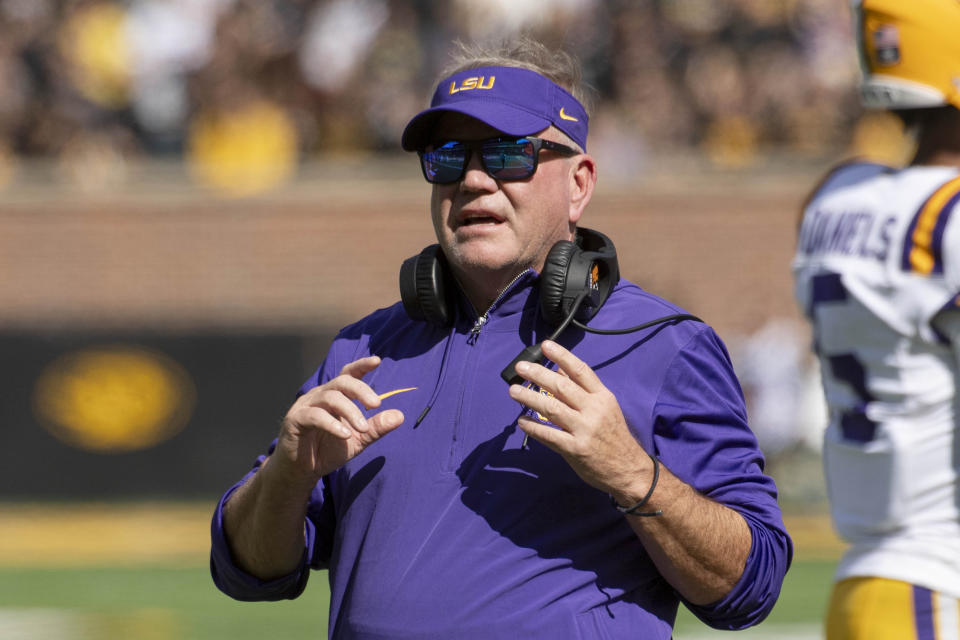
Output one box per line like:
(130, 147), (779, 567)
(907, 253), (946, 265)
(0, 566), (329, 639)
(0, 503), (838, 639)
(675, 558), (833, 638)
(0, 560), (835, 639)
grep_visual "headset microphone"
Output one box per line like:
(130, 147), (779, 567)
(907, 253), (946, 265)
(500, 290), (588, 385)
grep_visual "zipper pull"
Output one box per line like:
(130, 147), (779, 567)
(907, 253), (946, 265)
(468, 314), (487, 343)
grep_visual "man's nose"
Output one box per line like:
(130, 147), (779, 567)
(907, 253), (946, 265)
(460, 149), (495, 190)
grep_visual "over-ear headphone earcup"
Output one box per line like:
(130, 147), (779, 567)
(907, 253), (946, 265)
(399, 245), (454, 326)
(540, 241), (579, 326)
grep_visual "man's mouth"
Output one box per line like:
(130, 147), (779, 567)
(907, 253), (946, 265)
(460, 212), (504, 226)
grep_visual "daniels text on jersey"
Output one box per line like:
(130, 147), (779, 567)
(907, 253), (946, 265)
(797, 207), (894, 261)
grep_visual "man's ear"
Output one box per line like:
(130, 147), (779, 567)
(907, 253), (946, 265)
(568, 153), (597, 224)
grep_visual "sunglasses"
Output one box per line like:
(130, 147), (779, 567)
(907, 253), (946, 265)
(418, 136), (579, 184)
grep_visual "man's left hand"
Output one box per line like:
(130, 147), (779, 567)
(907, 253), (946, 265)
(508, 340), (655, 498)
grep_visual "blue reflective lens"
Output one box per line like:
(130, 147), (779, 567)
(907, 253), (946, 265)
(418, 137), (577, 184)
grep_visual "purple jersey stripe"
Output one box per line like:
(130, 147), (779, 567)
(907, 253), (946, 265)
(929, 190), (960, 275)
(902, 177), (960, 274)
(912, 585), (936, 640)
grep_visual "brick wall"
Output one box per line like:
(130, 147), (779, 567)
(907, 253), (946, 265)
(0, 159), (814, 338)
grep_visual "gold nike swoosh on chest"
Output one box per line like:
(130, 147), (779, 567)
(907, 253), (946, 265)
(377, 387), (418, 400)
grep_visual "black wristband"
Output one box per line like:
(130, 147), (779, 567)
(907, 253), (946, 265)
(610, 453), (663, 517)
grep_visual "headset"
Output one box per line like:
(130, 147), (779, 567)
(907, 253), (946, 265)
(399, 227), (701, 385)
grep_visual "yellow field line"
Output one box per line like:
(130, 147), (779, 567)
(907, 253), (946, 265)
(782, 513), (846, 561)
(0, 503), (845, 568)
(0, 502), (212, 568)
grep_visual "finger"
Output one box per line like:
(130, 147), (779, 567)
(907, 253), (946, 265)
(306, 374), (381, 412)
(540, 340), (605, 393)
(300, 405), (355, 439)
(513, 360), (585, 409)
(508, 383), (575, 428)
(367, 409), (404, 440)
(517, 416), (573, 453)
(340, 355), (381, 379)
(301, 387), (372, 433)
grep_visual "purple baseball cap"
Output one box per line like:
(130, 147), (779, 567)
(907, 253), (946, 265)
(401, 65), (589, 152)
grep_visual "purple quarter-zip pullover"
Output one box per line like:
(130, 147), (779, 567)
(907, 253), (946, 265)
(211, 273), (792, 639)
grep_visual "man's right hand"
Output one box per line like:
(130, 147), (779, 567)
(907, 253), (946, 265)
(271, 356), (405, 490)
(220, 355), (403, 581)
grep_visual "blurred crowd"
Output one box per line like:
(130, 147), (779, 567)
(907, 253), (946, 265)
(0, 0), (896, 194)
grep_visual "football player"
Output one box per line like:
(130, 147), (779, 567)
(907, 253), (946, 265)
(793, 1), (960, 638)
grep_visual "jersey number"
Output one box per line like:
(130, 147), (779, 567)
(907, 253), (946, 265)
(808, 272), (878, 442)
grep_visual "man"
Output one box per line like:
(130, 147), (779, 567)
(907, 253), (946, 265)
(212, 40), (791, 638)
(792, 1), (960, 638)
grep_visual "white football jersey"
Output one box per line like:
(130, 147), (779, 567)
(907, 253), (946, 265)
(793, 162), (960, 597)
